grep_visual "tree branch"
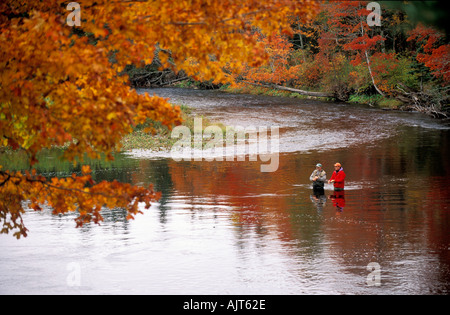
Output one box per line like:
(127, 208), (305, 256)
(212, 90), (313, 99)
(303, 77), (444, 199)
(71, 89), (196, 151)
(0, 171), (11, 187)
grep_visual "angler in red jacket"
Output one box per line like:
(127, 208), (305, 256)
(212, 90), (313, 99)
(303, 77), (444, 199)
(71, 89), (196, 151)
(328, 163), (346, 191)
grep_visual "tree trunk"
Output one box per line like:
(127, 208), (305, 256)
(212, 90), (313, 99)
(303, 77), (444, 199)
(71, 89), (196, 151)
(299, 33), (307, 63)
(242, 81), (333, 98)
(360, 21), (385, 97)
(365, 49), (385, 97)
(158, 76), (190, 87)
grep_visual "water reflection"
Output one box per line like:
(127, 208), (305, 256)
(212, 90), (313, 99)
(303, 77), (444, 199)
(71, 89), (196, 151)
(310, 188), (327, 212)
(329, 191), (345, 213)
(104, 126), (450, 293)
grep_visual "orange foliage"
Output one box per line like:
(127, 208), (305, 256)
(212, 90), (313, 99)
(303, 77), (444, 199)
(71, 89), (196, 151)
(0, 166), (160, 238)
(0, 0), (319, 237)
(240, 33), (301, 85)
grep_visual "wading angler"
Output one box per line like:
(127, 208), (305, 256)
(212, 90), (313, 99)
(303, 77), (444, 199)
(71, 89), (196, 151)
(170, 117), (280, 172)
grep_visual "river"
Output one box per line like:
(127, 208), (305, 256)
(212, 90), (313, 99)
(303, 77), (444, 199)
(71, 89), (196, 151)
(1, 88), (450, 295)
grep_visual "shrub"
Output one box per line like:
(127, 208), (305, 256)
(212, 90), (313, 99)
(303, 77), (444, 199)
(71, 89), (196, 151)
(371, 52), (420, 95)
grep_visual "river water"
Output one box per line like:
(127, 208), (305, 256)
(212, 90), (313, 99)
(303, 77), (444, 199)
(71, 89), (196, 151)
(1, 88), (450, 295)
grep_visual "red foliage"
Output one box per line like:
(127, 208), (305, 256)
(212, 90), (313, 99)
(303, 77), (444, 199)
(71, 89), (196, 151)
(408, 25), (450, 83)
(344, 34), (385, 65)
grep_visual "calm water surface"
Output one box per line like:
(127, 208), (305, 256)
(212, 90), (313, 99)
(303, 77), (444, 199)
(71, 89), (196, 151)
(1, 88), (450, 294)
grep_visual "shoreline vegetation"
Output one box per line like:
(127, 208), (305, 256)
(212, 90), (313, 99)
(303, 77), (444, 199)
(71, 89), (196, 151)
(130, 70), (448, 117)
(0, 104), (227, 156)
(127, 63), (448, 119)
(121, 104), (229, 152)
(124, 1), (449, 119)
(121, 82), (412, 153)
(138, 78), (412, 110)
(123, 72), (449, 151)
(217, 82), (404, 110)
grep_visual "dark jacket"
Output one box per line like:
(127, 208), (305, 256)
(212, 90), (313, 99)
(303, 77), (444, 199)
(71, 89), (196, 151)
(310, 169), (327, 188)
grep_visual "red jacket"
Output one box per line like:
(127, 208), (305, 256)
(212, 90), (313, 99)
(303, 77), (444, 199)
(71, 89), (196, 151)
(330, 168), (346, 189)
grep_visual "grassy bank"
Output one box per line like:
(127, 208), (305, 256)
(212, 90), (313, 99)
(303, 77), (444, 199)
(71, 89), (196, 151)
(219, 84), (333, 102)
(347, 94), (403, 109)
(0, 105), (230, 155)
(220, 83), (404, 110)
(120, 104), (228, 151)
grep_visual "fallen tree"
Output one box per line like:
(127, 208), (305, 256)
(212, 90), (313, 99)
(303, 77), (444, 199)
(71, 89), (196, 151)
(130, 68), (189, 88)
(394, 83), (450, 118)
(239, 80), (334, 99)
(126, 44), (191, 88)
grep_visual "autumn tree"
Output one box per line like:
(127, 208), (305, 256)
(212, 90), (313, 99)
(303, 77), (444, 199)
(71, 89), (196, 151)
(0, 0), (319, 238)
(407, 24), (450, 84)
(235, 33), (302, 86)
(229, 15), (333, 98)
(325, 1), (386, 96)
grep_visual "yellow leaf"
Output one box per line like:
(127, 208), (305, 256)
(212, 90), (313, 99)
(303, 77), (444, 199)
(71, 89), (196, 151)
(107, 112), (117, 120)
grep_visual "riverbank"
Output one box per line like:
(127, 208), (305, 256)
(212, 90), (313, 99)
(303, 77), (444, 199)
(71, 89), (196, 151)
(120, 104), (227, 151)
(0, 86), (436, 157)
(0, 103), (226, 155)
(125, 85), (448, 153)
(218, 83), (403, 110)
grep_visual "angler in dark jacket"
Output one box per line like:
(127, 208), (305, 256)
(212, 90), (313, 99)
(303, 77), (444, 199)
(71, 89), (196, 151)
(310, 163), (327, 190)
